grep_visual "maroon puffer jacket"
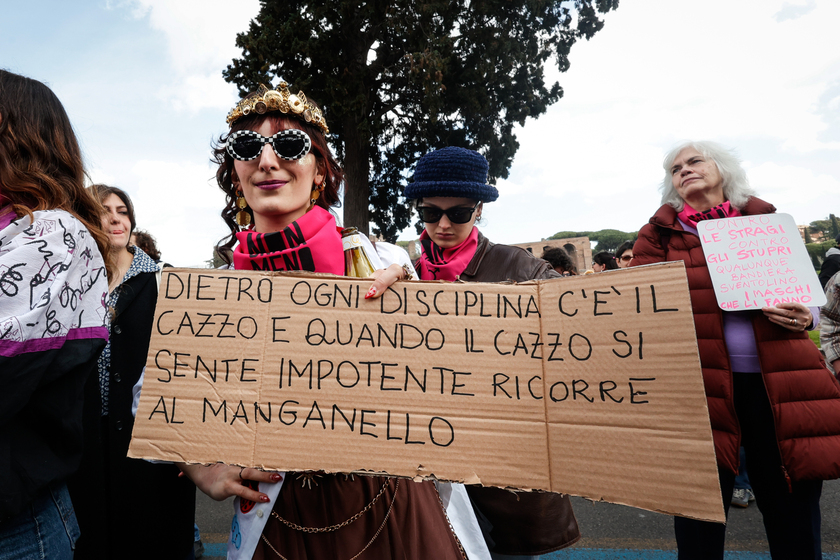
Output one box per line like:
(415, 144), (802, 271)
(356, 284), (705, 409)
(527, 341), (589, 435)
(633, 197), (840, 481)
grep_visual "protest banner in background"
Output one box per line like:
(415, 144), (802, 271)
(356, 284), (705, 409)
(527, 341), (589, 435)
(128, 262), (724, 522)
(697, 213), (826, 310)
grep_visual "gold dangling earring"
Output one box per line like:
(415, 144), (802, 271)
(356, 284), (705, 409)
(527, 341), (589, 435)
(235, 190), (251, 227)
(310, 180), (326, 206)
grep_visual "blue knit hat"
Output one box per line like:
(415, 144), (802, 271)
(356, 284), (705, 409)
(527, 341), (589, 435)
(404, 146), (499, 202)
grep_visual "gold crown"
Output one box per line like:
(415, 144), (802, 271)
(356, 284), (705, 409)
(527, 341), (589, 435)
(226, 82), (329, 134)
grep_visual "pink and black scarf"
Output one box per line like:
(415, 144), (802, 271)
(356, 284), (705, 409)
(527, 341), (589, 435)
(233, 206), (343, 274)
(416, 227), (479, 282)
(677, 200), (741, 226)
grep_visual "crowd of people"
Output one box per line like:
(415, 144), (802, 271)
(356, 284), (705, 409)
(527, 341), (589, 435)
(2, 70), (840, 560)
(539, 239), (634, 276)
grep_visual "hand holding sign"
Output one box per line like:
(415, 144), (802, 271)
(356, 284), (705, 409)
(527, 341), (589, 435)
(761, 302), (814, 332)
(179, 463), (280, 503)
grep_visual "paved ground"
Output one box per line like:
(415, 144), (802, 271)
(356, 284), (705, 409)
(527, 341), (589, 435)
(195, 478), (840, 558)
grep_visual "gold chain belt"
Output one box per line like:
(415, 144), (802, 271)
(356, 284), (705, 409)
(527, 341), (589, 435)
(271, 477), (390, 533)
(261, 479), (400, 560)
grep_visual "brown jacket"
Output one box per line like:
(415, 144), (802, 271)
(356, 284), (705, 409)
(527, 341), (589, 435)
(633, 198), (840, 480)
(451, 231), (581, 555)
(458, 230), (560, 283)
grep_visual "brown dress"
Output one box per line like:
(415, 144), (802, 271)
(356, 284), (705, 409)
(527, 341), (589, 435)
(253, 474), (465, 560)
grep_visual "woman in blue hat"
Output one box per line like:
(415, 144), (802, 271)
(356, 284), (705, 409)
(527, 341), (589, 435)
(405, 146), (581, 559)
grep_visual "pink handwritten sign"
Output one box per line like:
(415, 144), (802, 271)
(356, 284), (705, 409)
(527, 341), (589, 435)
(697, 213), (825, 311)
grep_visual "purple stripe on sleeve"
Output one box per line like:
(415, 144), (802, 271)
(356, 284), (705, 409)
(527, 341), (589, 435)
(0, 326), (109, 357)
(0, 207), (15, 230)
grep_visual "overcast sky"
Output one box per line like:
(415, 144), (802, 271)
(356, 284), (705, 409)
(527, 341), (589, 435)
(3, 0), (838, 265)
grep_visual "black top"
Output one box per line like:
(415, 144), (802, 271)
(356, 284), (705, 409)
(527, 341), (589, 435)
(68, 270), (196, 559)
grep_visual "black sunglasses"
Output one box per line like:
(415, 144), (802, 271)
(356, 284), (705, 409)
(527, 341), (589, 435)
(416, 202), (481, 224)
(225, 129), (311, 161)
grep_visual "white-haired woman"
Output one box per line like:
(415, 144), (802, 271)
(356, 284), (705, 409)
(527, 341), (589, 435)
(632, 141), (840, 560)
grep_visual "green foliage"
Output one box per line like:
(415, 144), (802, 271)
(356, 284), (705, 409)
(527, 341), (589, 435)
(810, 219), (832, 237)
(804, 228), (813, 244)
(806, 240), (835, 271)
(549, 230), (588, 240)
(589, 229), (637, 252)
(830, 214), (839, 238)
(550, 228), (637, 252)
(224, 0), (619, 240)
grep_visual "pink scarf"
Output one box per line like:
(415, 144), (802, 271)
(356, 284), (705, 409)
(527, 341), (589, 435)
(677, 200), (741, 226)
(233, 206), (343, 274)
(416, 227), (479, 281)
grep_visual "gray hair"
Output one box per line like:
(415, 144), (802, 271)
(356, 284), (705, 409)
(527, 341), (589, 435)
(659, 140), (756, 211)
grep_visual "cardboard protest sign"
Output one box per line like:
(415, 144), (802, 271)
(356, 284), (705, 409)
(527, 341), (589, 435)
(697, 213), (825, 310)
(129, 262), (724, 522)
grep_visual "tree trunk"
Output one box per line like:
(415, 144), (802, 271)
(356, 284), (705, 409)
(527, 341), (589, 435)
(342, 118), (371, 235)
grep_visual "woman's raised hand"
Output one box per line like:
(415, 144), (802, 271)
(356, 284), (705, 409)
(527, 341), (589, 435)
(179, 463), (281, 503)
(365, 263), (413, 300)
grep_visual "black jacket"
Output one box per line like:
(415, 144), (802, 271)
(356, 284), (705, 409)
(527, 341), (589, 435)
(0, 339), (105, 520)
(0, 211), (108, 520)
(820, 248), (840, 290)
(68, 270), (195, 560)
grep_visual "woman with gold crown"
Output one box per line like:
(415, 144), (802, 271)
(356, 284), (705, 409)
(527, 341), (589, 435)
(179, 83), (490, 560)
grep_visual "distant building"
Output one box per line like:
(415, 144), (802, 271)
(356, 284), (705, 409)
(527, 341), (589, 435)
(511, 237), (591, 274)
(405, 239), (420, 261)
(402, 236), (591, 274)
(799, 225), (826, 243)
(798, 225), (808, 242)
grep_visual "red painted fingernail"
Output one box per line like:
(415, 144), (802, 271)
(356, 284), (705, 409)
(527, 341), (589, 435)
(365, 287), (376, 299)
(260, 495), (270, 502)
(271, 474), (282, 481)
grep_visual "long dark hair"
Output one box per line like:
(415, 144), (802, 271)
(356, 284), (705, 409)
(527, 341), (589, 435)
(0, 70), (112, 279)
(592, 251), (619, 270)
(212, 95), (343, 265)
